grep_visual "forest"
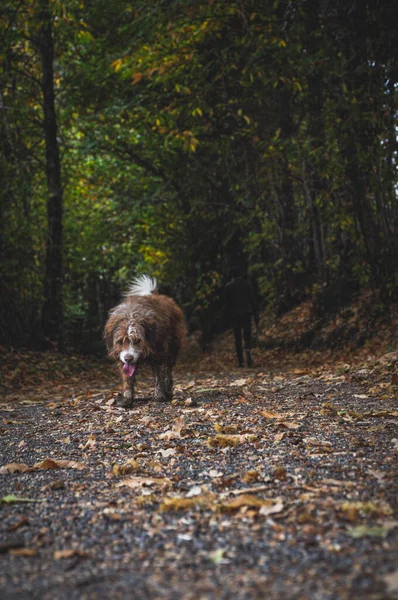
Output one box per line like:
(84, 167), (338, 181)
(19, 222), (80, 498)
(1, 0), (397, 352)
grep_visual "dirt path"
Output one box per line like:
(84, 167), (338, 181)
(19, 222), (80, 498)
(1, 357), (397, 599)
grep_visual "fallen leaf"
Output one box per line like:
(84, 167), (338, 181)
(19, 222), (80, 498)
(9, 548), (38, 557)
(159, 494), (214, 512)
(116, 476), (171, 490)
(157, 448), (176, 458)
(382, 571), (398, 594)
(217, 494), (265, 513)
(0, 463), (31, 474)
(159, 416), (186, 440)
(209, 548), (228, 564)
(230, 483), (271, 495)
(209, 469), (223, 478)
(273, 466), (287, 480)
(261, 410), (282, 419)
(132, 72), (143, 85)
(82, 434), (96, 449)
(303, 437), (332, 447)
(229, 378), (248, 387)
(214, 423), (239, 434)
(346, 525), (390, 538)
(112, 459), (139, 476)
(259, 501), (284, 517)
(207, 435), (241, 448)
(186, 485), (202, 497)
(34, 459), (87, 471)
(242, 470), (260, 484)
(54, 549), (87, 560)
(340, 500), (392, 518)
(277, 422), (301, 430)
(1, 495), (38, 504)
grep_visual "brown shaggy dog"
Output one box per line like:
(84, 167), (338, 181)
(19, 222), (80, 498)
(104, 275), (186, 407)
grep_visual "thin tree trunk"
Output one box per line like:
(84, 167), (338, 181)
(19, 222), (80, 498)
(277, 86), (296, 311)
(38, 0), (63, 345)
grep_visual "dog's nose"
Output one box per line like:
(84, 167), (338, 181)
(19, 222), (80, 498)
(123, 354), (134, 363)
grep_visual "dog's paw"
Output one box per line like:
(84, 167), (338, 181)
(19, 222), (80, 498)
(153, 393), (170, 403)
(115, 393), (134, 408)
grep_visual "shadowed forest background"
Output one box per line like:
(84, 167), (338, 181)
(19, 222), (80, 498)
(1, 0), (397, 353)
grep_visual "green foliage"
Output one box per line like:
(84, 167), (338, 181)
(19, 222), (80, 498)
(0, 0), (397, 348)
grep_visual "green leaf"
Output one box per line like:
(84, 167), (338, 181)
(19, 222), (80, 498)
(1, 495), (39, 504)
(346, 525), (390, 539)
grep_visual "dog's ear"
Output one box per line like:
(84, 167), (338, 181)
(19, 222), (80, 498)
(104, 314), (120, 353)
(104, 320), (114, 353)
(144, 320), (157, 349)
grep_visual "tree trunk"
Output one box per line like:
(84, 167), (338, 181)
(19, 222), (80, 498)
(277, 86), (297, 311)
(38, 0), (63, 346)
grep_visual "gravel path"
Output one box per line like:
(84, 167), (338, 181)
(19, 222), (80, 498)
(1, 362), (397, 599)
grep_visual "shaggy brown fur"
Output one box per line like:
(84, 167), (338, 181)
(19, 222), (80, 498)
(104, 278), (186, 407)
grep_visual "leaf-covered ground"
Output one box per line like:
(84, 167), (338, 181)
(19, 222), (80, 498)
(1, 304), (398, 599)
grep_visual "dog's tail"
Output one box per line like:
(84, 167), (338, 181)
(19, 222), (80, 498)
(125, 275), (158, 297)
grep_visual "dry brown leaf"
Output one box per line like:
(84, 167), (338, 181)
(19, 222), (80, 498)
(116, 476), (171, 490)
(217, 494), (265, 513)
(277, 421), (301, 430)
(321, 479), (355, 488)
(82, 434), (96, 449)
(9, 548), (38, 557)
(54, 549), (87, 560)
(207, 434), (241, 448)
(304, 437), (332, 447)
(261, 410), (282, 419)
(273, 466), (288, 480)
(159, 417), (186, 441)
(340, 500), (393, 518)
(132, 72), (143, 85)
(242, 470), (260, 484)
(159, 494), (214, 512)
(214, 423), (239, 434)
(230, 483), (271, 495)
(33, 459), (87, 471)
(112, 460), (139, 476)
(229, 378), (248, 387)
(0, 462), (31, 474)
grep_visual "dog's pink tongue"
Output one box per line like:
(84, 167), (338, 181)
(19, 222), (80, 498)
(123, 363), (136, 378)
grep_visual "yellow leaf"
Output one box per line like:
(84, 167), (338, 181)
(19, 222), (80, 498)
(207, 434), (241, 448)
(214, 423), (238, 434)
(111, 58), (123, 72)
(159, 494), (214, 512)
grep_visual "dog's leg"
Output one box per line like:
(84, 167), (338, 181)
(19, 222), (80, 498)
(164, 363), (174, 402)
(152, 363), (168, 402)
(119, 375), (135, 408)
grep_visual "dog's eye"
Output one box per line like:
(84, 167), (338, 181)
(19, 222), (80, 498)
(116, 339), (123, 346)
(132, 337), (141, 345)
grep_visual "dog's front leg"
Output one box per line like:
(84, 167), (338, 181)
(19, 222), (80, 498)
(152, 363), (168, 402)
(119, 375), (135, 408)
